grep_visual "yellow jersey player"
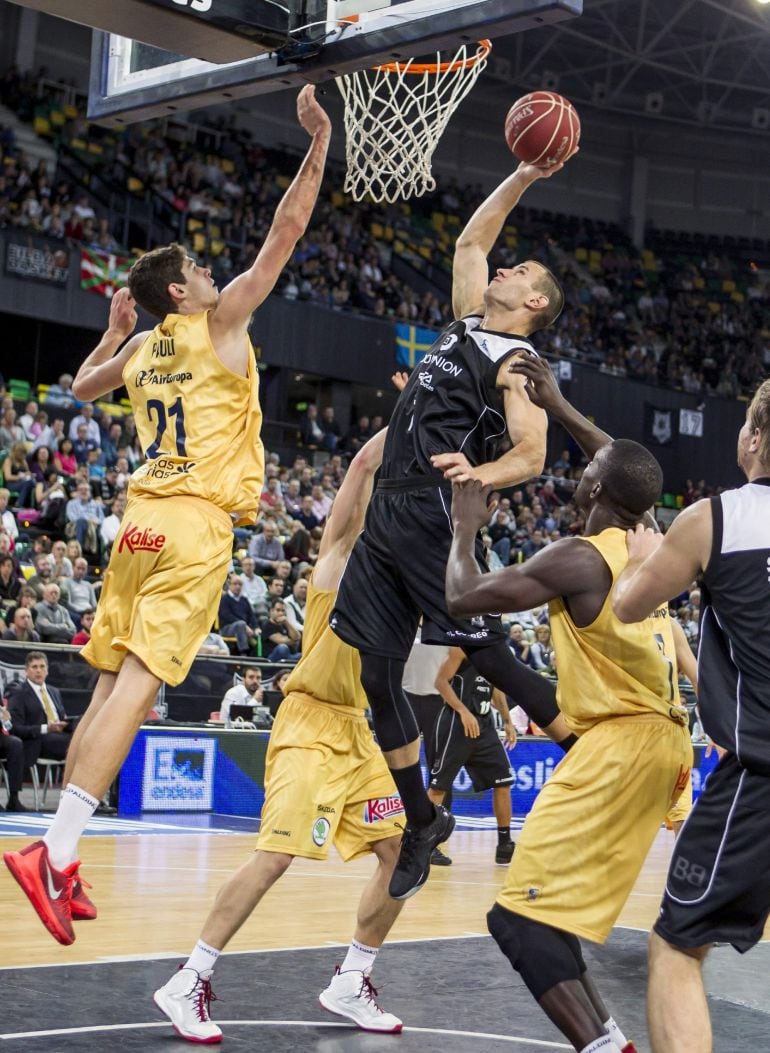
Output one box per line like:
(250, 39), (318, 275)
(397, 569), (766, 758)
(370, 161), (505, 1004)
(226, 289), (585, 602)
(443, 354), (692, 1053)
(4, 86), (331, 947)
(153, 429), (408, 1042)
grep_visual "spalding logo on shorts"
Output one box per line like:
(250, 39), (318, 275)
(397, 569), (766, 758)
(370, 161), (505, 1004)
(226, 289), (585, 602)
(363, 795), (404, 824)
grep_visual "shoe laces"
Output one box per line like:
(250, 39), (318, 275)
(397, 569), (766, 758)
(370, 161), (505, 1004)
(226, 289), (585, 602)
(189, 975), (218, 1023)
(358, 974), (386, 1015)
(396, 825), (420, 868)
(59, 862), (82, 907)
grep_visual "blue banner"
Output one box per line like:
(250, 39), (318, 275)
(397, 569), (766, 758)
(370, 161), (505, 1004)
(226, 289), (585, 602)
(420, 738), (721, 822)
(395, 322), (438, 368)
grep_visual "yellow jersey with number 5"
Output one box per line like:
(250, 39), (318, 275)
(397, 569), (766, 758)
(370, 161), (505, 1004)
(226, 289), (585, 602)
(548, 527), (683, 735)
(122, 311), (264, 525)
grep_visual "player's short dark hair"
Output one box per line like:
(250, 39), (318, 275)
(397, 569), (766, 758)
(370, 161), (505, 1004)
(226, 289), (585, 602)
(599, 439), (663, 516)
(748, 379), (770, 467)
(530, 264), (564, 331)
(128, 243), (186, 319)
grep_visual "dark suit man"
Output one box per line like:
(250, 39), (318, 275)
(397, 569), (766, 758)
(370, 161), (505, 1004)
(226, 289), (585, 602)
(0, 697), (27, 812)
(7, 651), (72, 773)
(218, 575), (260, 655)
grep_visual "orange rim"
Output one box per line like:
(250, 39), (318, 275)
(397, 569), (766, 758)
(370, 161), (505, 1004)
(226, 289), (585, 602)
(376, 38), (491, 74)
(335, 24), (492, 74)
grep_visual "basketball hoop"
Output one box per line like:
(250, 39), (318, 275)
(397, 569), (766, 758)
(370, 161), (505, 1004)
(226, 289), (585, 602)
(336, 39), (491, 204)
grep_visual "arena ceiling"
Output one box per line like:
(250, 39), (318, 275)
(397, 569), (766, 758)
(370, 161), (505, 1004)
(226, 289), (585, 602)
(484, 0), (770, 136)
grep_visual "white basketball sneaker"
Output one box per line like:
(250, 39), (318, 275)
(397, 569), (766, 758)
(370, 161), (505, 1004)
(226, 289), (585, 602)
(319, 966), (403, 1033)
(153, 967), (223, 1044)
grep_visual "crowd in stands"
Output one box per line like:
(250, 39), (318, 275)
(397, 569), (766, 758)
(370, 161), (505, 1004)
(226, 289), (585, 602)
(1, 66), (768, 399)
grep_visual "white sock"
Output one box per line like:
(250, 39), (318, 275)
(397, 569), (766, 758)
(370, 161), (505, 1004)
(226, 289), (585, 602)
(340, 938), (379, 976)
(184, 940), (221, 978)
(43, 784), (99, 870)
(604, 1016), (629, 1049)
(580, 1037), (614, 1053)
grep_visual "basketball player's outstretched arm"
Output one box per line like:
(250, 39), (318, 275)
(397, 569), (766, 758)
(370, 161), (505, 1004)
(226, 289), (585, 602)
(612, 501), (712, 622)
(72, 287), (148, 401)
(312, 428), (387, 592)
(209, 86), (331, 339)
(508, 350), (612, 460)
(452, 160), (569, 320)
(445, 479), (608, 617)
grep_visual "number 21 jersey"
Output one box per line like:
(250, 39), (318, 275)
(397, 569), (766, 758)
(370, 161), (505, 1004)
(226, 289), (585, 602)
(122, 310), (264, 524)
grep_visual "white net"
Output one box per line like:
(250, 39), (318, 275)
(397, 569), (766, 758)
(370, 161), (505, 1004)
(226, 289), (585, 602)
(336, 41), (490, 203)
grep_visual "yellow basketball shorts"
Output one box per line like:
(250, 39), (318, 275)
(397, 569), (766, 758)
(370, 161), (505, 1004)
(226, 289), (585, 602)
(666, 769), (693, 827)
(496, 713), (693, 943)
(82, 493), (234, 686)
(257, 693), (404, 861)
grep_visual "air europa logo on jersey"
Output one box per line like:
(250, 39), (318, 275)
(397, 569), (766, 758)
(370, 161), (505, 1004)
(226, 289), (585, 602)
(135, 368), (192, 387)
(118, 522), (166, 555)
(421, 353), (463, 377)
(363, 795), (404, 823)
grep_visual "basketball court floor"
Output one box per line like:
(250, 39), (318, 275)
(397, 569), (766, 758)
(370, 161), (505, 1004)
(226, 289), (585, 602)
(2, 813), (767, 1051)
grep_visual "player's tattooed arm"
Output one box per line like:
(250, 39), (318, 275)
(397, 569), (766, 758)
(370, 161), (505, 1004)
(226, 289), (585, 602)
(446, 480), (603, 617)
(73, 288), (148, 401)
(508, 351), (612, 461)
(613, 501), (712, 623)
(211, 86), (330, 334)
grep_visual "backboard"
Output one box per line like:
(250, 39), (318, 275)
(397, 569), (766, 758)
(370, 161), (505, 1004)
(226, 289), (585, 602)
(87, 0), (582, 126)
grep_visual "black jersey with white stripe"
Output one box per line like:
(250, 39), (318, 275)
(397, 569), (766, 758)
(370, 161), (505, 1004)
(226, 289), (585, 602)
(451, 660), (494, 720)
(382, 316), (536, 478)
(698, 479), (770, 775)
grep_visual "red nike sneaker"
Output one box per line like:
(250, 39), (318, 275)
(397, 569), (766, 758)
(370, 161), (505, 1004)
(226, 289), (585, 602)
(70, 873), (97, 921)
(3, 841), (77, 945)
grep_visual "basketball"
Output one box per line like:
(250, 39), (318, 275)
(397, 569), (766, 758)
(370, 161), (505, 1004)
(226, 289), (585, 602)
(505, 91), (580, 168)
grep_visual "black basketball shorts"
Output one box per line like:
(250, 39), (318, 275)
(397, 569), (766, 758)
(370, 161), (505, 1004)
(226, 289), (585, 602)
(331, 479), (506, 661)
(429, 707), (513, 793)
(655, 752), (770, 953)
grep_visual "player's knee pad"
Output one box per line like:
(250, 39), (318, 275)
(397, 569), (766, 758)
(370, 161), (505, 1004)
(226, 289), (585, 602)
(487, 904), (583, 1001)
(465, 642), (559, 729)
(359, 653), (420, 751)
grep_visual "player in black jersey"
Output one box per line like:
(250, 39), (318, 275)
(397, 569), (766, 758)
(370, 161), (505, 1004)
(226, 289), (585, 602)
(429, 648), (516, 866)
(331, 153), (578, 900)
(613, 379), (770, 1053)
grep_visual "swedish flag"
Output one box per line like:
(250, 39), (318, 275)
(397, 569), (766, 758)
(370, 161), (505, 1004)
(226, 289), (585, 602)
(395, 322), (438, 368)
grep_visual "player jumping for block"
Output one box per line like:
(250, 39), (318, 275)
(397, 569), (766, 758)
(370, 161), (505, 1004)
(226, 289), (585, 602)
(4, 86), (331, 946)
